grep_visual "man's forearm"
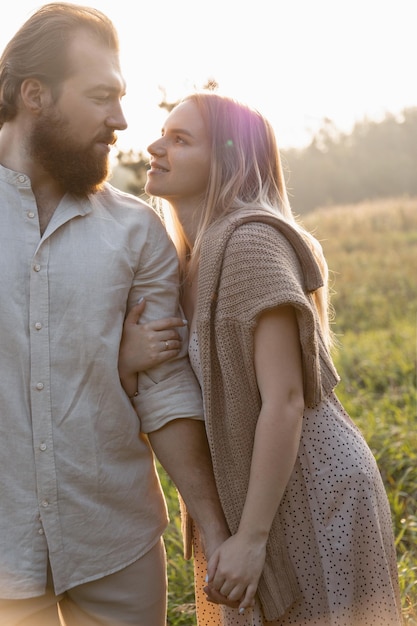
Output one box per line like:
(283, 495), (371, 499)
(148, 418), (230, 559)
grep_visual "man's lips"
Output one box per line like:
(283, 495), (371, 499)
(95, 142), (111, 153)
(96, 134), (117, 147)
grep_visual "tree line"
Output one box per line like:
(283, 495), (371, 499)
(111, 106), (417, 215)
(284, 107), (417, 213)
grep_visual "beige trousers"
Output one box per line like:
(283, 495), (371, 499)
(0, 539), (167, 626)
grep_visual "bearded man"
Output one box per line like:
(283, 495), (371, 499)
(0, 4), (228, 625)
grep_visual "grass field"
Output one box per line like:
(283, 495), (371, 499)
(161, 196), (417, 625)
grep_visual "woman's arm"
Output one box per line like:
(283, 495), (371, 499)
(118, 297), (186, 397)
(205, 305), (304, 611)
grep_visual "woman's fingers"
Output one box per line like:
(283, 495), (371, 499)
(125, 298), (187, 354)
(238, 584), (257, 612)
(204, 582), (255, 612)
(126, 297), (188, 333)
(151, 316), (188, 332)
(160, 338), (181, 352)
(204, 535), (261, 612)
(203, 585), (240, 608)
(125, 297), (146, 325)
(120, 297), (188, 375)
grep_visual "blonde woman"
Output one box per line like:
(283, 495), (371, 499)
(119, 92), (402, 625)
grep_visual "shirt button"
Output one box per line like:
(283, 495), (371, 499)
(27, 211), (35, 219)
(41, 500), (49, 508)
(36, 382), (44, 390)
(38, 528), (44, 535)
(39, 443), (47, 451)
(18, 175), (26, 183)
(35, 322), (42, 330)
(33, 264), (41, 272)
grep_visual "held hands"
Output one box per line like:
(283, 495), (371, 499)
(118, 297), (187, 397)
(203, 531), (267, 613)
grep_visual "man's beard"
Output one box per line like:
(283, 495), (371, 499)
(30, 108), (112, 196)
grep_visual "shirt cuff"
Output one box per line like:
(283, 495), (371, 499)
(133, 367), (204, 433)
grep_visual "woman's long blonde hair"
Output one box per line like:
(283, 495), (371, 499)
(157, 91), (334, 348)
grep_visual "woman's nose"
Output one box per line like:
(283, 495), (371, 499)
(147, 139), (165, 156)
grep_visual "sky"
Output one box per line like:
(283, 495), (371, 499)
(1, 0), (416, 155)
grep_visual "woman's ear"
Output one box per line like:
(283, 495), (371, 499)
(20, 78), (48, 115)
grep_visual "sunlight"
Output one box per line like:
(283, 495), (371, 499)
(1, 0), (416, 154)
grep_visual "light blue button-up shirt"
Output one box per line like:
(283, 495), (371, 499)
(0, 165), (203, 598)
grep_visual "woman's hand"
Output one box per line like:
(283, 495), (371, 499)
(118, 297), (187, 397)
(203, 531), (265, 611)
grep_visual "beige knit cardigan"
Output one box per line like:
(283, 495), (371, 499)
(184, 210), (340, 620)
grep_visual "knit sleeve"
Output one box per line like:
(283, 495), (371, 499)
(216, 222), (339, 406)
(217, 222), (312, 323)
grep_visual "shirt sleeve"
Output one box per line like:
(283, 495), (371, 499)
(128, 210), (204, 433)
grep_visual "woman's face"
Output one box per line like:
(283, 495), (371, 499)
(145, 100), (212, 210)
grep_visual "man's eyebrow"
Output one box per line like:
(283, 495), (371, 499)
(87, 83), (126, 96)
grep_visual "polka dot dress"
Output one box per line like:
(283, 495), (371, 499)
(189, 332), (402, 625)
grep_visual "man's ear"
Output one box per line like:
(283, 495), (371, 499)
(20, 78), (49, 114)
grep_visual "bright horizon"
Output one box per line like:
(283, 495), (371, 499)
(2, 0), (416, 155)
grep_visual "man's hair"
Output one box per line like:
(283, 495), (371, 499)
(0, 2), (119, 127)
